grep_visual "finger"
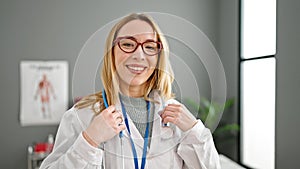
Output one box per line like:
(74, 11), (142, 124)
(166, 103), (181, 107)
(163, 116), (178, 124)
(112, 123), (126, 132)
(164, 104), (182, 112)
(118, 124), (126, 131)
(161, 110), (177, 119)
(109, 110), (123, 124)
(113, 111), (123, 122)
(103, 105), (115, 114)
(112, 110), (122, 118)
(116, 116), (123, 124)
(101, 106), (116, 119)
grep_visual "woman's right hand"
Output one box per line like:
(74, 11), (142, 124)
(84, 105), (125, 147)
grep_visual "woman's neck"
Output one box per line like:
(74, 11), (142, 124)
(119, 83), (145, 98)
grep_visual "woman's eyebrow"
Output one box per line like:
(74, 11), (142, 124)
(117, 36), (157, 42)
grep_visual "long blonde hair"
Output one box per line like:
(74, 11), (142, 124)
(75, 13), (174, 115)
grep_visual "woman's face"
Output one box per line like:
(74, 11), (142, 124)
(114, 20), (159, 89)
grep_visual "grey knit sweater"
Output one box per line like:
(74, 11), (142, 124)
(119, 94), (154, 142)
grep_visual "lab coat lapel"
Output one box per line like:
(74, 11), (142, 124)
(148, 91), (164, 154)
(149, 91), (176, 155)
(149, 107), (163, 155)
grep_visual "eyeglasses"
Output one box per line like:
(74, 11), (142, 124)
(114, 36), (163, 56)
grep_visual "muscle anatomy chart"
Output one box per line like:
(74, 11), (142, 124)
(20, 61), (68, 126)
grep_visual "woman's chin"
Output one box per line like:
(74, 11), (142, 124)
(128, 81), (146, 87)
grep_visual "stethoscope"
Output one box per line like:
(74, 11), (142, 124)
(102, 89), (151, 169)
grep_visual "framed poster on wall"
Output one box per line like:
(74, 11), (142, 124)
(20, 61), (68, 126)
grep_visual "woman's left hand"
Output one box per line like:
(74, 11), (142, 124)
(161, 103), (198, 132)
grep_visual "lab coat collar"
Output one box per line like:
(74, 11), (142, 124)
(149, 93), (177, 155)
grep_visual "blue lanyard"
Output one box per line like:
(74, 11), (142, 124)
(102, 89), (123, 138)
(119, 96), (150, 169)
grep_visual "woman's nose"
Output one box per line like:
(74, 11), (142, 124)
(132, 45), (146, 60)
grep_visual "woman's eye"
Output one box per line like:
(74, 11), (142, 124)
(145, 46), (156, 51)
(122, 43), (134, 48)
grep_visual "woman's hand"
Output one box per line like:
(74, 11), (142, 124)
(84, 105), (126, 147)
(161, 103), (198, 132)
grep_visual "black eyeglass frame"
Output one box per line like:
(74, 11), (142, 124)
(113, 36), (163, 56)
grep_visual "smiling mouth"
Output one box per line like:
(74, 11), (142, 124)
(126, 65), (147, 74)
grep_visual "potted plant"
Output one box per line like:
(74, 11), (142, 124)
(183, 97), (239, 145)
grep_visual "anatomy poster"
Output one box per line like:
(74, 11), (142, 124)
(20, 61), (68, 126)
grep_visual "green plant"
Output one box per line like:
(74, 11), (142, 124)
(183, 97), (239, 138)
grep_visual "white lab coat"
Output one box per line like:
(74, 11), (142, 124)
(40, 94), (221, 169)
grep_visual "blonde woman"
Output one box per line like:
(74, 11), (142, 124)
(40, 13), (221, 169)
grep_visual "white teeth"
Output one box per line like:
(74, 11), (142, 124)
(127, 66), (145, 71)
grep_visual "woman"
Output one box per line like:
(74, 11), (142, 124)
(40, 13), (221, 169)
